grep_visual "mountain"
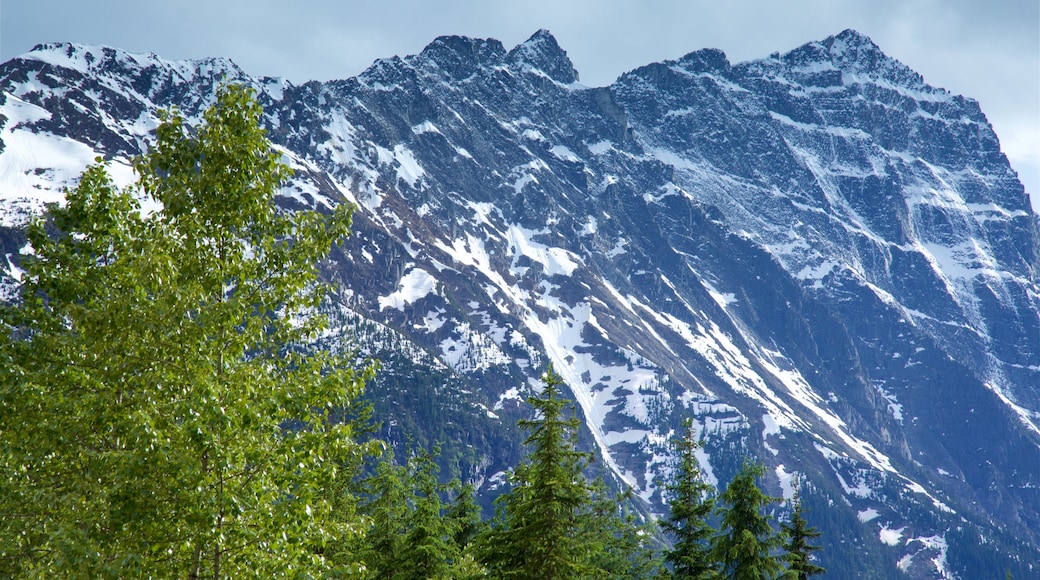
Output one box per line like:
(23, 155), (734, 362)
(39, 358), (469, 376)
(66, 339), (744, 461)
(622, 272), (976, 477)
(2, 30), (1038, 578)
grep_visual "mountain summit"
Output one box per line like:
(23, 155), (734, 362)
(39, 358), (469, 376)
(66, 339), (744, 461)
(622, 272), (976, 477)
(1, 30), (1038, 577)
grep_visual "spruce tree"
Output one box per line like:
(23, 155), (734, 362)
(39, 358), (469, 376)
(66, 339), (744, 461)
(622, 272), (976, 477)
(445, 482), (489, 579)
(476, 365), (595, 579)
(662, 419), (718, 579)
(781, 482), (825, 580)
(711, 461), (786, 580)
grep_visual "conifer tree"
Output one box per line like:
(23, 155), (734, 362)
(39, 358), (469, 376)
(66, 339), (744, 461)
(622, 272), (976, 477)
(444, 481), (489, 579)
(476, 365), (595, 579)
(583, 480), (665, 579)
(399, 448), (458, 580)
(359, 449), (410, 579)
(447, 482), (485, 552)
(0, 85), (373, 577)
(781, 481), (825, 580)
(711, 461), (786, 580)
(663, 419), (718, 579)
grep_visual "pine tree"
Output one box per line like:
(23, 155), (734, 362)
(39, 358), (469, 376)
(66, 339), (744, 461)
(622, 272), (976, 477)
(0, 84), (373, 577)
(711, 461), (786, 580)
(781, 482), (825, 580)
(663, 419), (718, 579)
(476, 364), (595, 579)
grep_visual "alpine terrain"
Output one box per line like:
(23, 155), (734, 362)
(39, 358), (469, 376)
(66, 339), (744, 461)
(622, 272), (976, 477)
(1, 29), (1038, 578)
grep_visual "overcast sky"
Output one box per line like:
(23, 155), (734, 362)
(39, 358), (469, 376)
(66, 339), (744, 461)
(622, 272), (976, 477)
(3, 0), (1038, 211)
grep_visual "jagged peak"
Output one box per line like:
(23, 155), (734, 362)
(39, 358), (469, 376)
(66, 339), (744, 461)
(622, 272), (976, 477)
(421, 35), (506, 63)
(676, 48), (731, 74)
(505, 29), (579, 84)
(357, 54), (418, 89)
(726, 28), (957, 102)
(831, 28), (880, 51)
(786, 29), (926, 88)
(415, 35), (507, 80)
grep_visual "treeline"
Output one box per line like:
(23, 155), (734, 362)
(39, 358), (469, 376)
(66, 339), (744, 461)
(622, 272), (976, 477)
(358, 366), (825, 580)
(0, 85), (822, 578)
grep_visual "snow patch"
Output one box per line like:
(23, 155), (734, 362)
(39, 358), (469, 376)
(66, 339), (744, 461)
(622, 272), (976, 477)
(549, 144), (580, 162)
(775, 464), (797, 500)
(879, 525), (904, 546)
(378, 268), (438, 310)
(411, 121), (441, 135)
(857, 508), (880, 523)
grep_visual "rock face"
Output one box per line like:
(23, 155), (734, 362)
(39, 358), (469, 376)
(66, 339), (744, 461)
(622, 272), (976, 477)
(2, 30), (1038, 577)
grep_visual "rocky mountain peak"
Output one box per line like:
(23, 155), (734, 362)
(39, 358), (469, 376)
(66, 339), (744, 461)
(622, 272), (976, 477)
(1, 29), (1039, 577)
(675, 48), (731, 74)
(416, 35), (507, 81)
(505, 29), (579, 84)
(767, 28), (929, 92)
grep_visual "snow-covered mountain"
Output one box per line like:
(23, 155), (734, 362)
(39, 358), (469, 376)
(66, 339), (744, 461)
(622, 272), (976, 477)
(1, 30), (1038, 578)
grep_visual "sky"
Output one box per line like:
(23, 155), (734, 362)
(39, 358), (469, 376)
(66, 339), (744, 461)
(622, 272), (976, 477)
(2, 0), (1038, 212)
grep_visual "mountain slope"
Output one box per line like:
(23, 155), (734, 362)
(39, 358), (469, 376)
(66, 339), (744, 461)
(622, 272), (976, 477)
(1, 31), (1038, 578)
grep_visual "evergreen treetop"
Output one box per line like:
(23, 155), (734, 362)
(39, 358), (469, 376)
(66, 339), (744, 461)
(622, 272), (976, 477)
(663, 419), (719, 579)
(711, 461), (786, 580)
(477, 364), (595, 579)
(780, 480), (825, 580)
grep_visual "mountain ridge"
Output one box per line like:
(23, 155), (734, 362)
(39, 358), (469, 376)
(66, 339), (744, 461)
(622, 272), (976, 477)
(1, 29), (1038, 578)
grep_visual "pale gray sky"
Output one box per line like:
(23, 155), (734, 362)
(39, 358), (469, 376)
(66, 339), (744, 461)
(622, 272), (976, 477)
(2, 0), (1038, 211)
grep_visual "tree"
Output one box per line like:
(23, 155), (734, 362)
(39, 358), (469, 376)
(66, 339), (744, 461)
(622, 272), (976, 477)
(445, 481), (488, 580)
(446, 482), (484, 552)
(358, 449), (410, 579)
(582, 480), (665, 579)
(398, 448), (458, 580)
(711, 461), (786, 580)
(0, 85), (374, 577)
(476, 364), (596, 579)
(662, 419), (718, 579)
(780, 481), (824, 580)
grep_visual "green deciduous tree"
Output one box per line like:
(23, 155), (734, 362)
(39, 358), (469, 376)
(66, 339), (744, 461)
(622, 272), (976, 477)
(476, 364), (596, 579)
(711, 461), (786, 580)
(0, 84), (374, 577)
(663, 419), (718, 579)
(781, 482), (824, 580)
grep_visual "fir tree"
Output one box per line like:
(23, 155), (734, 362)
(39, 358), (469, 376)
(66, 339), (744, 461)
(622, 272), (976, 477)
(398, 448), (458, 580)
(476, 365), (595, 579)
(359, 449), (410, 579)
(447, 482), (485, 552)
(445, 482), (489, 579)
(583, 480), (665, 579)
(663, 419), (718, 579)
(711, 461), (786, 580)
(781, 481), (824, 580)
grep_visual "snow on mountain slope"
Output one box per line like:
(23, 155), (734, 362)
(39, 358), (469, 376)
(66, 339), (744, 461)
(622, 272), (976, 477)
(2, 30), (1038, 577)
